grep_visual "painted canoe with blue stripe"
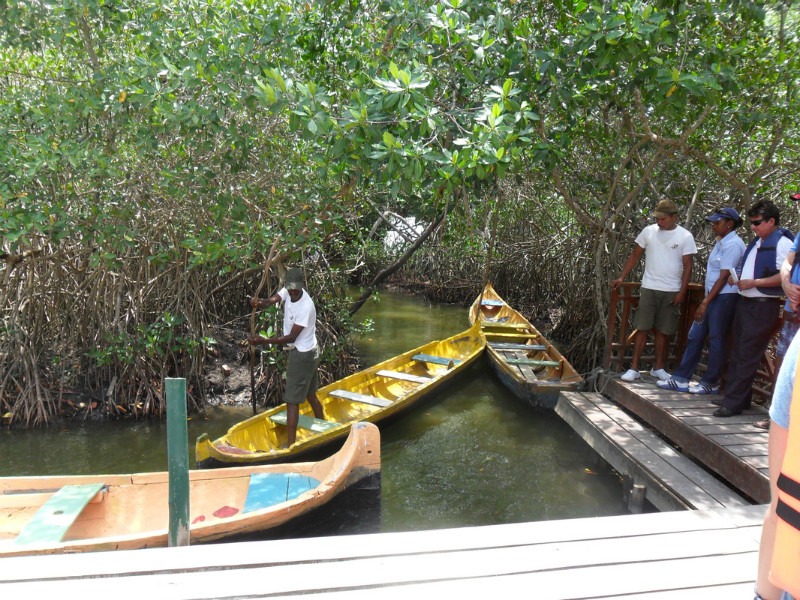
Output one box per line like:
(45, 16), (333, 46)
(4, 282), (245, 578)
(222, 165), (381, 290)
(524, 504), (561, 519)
(195, 322), (485, 468)
(0, 422), (380, 557)
(469, 283), (582, 408)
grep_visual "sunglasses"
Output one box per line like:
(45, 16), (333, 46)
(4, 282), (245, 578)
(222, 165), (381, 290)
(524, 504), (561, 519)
(750, 218), (765, 226)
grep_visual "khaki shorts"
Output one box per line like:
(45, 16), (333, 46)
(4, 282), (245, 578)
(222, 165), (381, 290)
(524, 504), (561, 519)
(285, 346), (320, 404)
(634, 288), (680, 335)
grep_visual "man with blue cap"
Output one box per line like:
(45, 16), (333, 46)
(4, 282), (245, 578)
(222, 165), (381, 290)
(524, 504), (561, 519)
(657, 207), (745, 393)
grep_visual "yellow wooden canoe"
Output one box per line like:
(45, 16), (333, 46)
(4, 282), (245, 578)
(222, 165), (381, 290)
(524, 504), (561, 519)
(469, 282), (582, 408)
(0, 422), (380, 557)
(196, 322), (485, 468)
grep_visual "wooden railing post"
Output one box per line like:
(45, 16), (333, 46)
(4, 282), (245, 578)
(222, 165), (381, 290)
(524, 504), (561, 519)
(166, 378), (190, 547)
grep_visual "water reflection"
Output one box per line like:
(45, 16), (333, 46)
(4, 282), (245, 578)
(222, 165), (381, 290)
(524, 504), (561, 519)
(0, 288), (629, 539)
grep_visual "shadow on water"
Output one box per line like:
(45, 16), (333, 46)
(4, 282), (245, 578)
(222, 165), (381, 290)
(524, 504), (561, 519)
(1, 288), (634, 542)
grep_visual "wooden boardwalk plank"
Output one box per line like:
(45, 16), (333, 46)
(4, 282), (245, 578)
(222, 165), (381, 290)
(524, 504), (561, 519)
(556, 392), (748, 511)
(600, 373), (769, 502)
(0, 506), (765, 599)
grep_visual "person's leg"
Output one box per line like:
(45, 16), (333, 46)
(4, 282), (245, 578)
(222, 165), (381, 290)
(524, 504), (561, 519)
(285, 403), (299, 446)
(630, 289), (659, 371)
(653, 329), (670, 371)
(630, 328), (649, 370)
(700, 294), (738, 386)
(720, 300), (780, 414)
(651, 290), (679, 373)
(307, 392), (324, 419)
(670, 319), (709, 383)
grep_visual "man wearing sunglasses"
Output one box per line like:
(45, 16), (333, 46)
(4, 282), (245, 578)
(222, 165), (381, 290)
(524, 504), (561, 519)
(713, 200), (794, 418)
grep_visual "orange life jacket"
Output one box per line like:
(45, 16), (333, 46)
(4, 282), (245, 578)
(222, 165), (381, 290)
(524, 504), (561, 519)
(770, 361), (800, 597)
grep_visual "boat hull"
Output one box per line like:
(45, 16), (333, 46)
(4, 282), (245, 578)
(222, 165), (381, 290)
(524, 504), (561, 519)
(469, 283), (582, 409)
(0, 422), (380, 557)
(196, 322), (485, 467)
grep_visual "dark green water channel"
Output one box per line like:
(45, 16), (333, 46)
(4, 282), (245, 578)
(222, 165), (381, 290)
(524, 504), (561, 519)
(0, 289), (628, 536)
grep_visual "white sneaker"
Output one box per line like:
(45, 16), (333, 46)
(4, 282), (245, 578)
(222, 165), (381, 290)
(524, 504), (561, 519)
(650, 368), (671, 381)
(621, 369), (641, 382)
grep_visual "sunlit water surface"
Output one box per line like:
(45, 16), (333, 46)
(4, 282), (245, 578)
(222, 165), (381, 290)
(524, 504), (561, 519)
(1, 289), (628, 538)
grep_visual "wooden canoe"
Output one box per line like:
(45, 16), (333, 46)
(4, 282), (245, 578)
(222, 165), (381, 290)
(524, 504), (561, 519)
(0, 422), (380, 557)
(469, 282), (582, 408)
(195, 322), (485, 468)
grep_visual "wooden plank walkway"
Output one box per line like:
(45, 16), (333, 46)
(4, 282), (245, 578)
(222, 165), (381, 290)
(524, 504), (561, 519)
(598, 372), (770, 503)
(0, 505), (766, 599)
(556, 391), (749, 512)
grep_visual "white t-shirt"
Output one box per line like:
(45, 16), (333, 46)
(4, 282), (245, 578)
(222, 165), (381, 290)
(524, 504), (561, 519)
(739, 234), (792, 298)
(277, 288), (318, 352)
(635, 224), (697, 292)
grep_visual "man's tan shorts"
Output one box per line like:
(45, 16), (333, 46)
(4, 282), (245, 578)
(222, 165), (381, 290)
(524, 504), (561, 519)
(285, 346), (320, 404)
(634, 288), (680, 335)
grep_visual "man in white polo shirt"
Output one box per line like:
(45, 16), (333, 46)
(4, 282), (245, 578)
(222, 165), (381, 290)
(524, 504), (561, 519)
(611, 199), (697, 382)
(249, 267), (325, 445)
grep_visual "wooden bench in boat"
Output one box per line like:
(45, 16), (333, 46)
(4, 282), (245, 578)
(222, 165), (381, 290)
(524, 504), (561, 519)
(376, 370), (432, 384)
(14, 483), (106, 546)
(412, 353), (461, 367)
(483, 332), (539, 339)
(480, 299), (504, 307)
(556, 391), (750, 512)
(489, 342), (547, 351)
(505, 358), (561, 367)
(328, 389), (392, 408)
(269, 412), (341, 432)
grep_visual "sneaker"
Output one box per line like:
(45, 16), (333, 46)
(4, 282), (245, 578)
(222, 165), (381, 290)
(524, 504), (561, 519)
(620, 369), (641, 382)
(649, 368), (671, 381)
(656, 378), (689, 392)
(688, 383), (720, 395)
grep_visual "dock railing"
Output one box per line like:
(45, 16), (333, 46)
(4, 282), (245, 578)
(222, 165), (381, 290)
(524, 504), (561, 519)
(604, 281), (778, 404)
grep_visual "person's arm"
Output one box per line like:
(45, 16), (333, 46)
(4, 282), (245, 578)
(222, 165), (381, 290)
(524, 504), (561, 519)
(249, 323), (305, 346)
(781, 250), (800, 310)
(756, 423), (790, 600)
(694, 269), (729, 321)
(611, 245), (645, 289)
(250, 292), (281, 310)
(673, 253), (693, 305)
(737, 272), (783, 291)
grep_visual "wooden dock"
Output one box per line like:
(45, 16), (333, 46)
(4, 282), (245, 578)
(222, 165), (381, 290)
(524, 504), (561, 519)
(597, 372), (769, 503)
(557, 391), (750, 512)
(0, 504), (765, 598)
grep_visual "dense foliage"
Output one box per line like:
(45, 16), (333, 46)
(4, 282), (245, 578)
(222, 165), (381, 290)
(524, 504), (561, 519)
(1, 0), (798, 425)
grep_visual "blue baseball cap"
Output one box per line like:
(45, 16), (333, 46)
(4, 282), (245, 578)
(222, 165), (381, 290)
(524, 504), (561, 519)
(706, 207), (742, 226)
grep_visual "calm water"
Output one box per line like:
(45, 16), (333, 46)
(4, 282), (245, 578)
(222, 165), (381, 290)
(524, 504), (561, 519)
(0, 289), (628, 536)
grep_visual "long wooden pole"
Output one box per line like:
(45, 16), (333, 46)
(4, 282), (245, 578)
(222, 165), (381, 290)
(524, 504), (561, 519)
(249, 238), (281, 415)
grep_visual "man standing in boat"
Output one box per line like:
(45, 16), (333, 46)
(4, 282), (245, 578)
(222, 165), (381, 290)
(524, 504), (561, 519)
(611, 199), (697, 382)
(248, 267), (325, 446)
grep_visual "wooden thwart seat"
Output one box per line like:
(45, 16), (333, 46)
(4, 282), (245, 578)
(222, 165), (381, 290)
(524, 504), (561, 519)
(412, 353), (461, 367)
(556, 391), (749, 512)
(328, 389), (392, 407)
(483, 332), (539, 339)
(376, 370), (432, 385)
(505, 358), (561, 367)
(480, 299), (504, 307)
(15, 483), (106, 546)
(269, 412), (341, 432)
(489, 342), (547, 351)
